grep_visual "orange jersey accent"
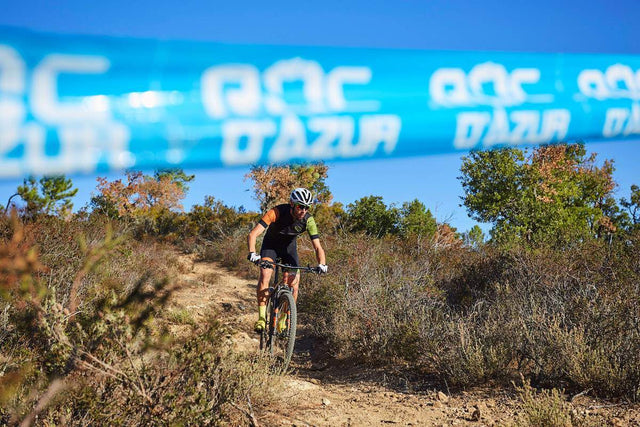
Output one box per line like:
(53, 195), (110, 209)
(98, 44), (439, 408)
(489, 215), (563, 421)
(260, 207), (279, 226)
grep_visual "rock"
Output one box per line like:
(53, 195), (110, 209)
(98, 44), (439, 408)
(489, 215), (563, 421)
(309, 378), (320, 385)
(284, 379), (318, 393)
(237, 303), (246, 311)
(433, 401), (444, 408)
(311, 361), (329, 371)
(470, 404), (481, 421)
(322, 398), (331, 406)
(437, 391), (449, 403)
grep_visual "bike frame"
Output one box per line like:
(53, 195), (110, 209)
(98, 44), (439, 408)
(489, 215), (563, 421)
(263, 260), (317, 330)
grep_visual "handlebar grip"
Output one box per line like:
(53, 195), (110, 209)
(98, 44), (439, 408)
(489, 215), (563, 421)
(258, 261), (274, 269)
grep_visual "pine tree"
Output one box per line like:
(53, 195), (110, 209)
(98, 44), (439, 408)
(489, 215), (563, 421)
(16, 175), (78, 218)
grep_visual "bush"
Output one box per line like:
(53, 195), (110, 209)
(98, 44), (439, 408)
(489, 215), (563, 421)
(0, 213), (278, 425)
(300, 233), (450, 363)
(297, 230), (640, 399)
(516, 377), (574, 427)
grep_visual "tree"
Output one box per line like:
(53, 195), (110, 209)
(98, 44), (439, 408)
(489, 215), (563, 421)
(462, 225), (485, 248)
(620, 184), (640, 232)
(398, 199), (437, 238)
(154, 169), (195, 193)
(459, 143), (619, 246)
(187, 196), (252, 238)
(16, 175), (78, 218)
(312, 202), (347, 235)
(245, 163), (332, 211)
(91, 170), (191, 218)
(345, 195), (399, 237)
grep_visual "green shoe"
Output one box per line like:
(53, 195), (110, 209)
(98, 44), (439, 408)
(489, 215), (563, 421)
(254, 318), (266, 333)
(277, 313), (288, 333)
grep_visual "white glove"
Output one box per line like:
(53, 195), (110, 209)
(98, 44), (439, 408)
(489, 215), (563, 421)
(248, 252), (261, 264)
(318, 264), (328, 274)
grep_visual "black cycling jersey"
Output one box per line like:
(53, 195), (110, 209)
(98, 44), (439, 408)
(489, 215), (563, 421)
(259, 204), (319, 245)
(258, 203), (319, 268)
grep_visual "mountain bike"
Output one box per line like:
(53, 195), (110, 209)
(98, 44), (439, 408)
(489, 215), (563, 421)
(257, 259), (320, 372)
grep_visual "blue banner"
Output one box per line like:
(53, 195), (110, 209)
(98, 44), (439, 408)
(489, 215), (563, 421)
(1, 27), (639, 178)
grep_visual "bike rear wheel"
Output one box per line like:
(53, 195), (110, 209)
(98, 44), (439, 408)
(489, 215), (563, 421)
(267, 291), (297, 371)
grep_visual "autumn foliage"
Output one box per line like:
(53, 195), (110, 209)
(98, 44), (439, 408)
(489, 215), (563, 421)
(93, 171), (187, 217)
(245, 163), (332, 211)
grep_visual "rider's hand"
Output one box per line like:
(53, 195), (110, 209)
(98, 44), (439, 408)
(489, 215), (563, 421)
(318, 264), (328, 274)
(248, 252), (261, 264)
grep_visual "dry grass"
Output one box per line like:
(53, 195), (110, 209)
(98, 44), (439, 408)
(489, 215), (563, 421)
(0, 213), (279, 425)
(297, 233), (640, 399)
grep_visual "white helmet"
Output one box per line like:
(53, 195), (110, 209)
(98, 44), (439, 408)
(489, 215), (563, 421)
(290, 188), (313, 207)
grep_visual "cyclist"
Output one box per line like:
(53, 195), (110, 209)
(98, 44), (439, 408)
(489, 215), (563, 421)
(247, 187), (328, 333)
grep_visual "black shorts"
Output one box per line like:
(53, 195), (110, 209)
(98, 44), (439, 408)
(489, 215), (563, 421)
(260, 239), (299, 273)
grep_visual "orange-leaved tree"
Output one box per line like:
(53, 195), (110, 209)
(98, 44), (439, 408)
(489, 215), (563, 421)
(91, 169), (194, 218)
(245, 163), (332, 212)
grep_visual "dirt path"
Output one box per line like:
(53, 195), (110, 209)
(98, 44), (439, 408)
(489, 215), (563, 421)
(169, 252), (639, 427)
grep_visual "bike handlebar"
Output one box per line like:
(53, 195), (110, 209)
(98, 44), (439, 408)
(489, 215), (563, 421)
(257, 259), (321, 274)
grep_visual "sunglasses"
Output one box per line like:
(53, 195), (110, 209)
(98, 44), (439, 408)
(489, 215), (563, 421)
(294, 204), (310, 211)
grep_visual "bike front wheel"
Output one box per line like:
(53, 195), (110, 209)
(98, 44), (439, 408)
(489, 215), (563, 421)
(259, 299), (271, 352)
(268, 290), (297, 372)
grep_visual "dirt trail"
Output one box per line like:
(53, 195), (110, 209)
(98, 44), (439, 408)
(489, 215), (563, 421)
(170, 252), (639, 427)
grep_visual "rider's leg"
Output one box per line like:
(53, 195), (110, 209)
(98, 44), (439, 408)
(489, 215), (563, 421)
(282, 243), (300, 301)
(276, 271), (299, 333)
(255, 259), (273, 331)
(283, 271), (300, 301)
(278, 247), (299, 332)
(257, 263), (273, 305)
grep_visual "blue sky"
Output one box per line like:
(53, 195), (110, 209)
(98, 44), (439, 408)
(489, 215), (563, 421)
(1, 0), (639, 232)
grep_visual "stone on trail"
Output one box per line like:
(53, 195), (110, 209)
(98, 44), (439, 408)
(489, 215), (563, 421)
(437, 391), (449, 403)
(470, 404), (481, 421)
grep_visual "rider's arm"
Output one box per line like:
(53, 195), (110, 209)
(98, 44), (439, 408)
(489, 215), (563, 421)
(247, 223), (266, 253)
(306, 216), (326, 264)
(247, 208), (278, 252)
(311, 238), (326, 265)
